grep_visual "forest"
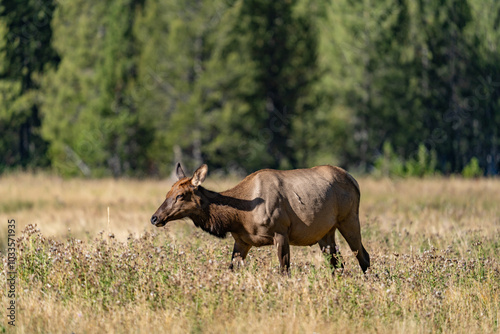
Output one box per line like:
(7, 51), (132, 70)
(1, 0), (499, 177)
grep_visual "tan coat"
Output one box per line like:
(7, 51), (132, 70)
(151, 163), (370, 273)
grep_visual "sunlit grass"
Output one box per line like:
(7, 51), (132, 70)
(1, 174), (499, 333)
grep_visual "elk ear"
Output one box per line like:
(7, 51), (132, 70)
(191, 164), (208, 187)
(176, 163), (186, 180)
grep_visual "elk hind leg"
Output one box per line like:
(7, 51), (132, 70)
(337, 214), (370, 273)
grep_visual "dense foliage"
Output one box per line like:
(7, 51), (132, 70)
(1, 0), (499, 176)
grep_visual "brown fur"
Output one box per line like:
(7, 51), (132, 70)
(151, 163), (370, 273)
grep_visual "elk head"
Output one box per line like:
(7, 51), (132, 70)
(150, 163), (208, 227)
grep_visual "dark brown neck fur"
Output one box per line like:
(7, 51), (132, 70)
(189, 187), (239, 239)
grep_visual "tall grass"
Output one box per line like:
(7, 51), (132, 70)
(1, 174), (499, 333)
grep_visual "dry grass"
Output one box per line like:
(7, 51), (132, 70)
(1, 173), (499, 333)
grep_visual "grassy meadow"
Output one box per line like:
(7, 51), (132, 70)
(1, 173), (499, 333)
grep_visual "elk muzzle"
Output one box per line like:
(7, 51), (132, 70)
(150, 214), (167, 227)
(150, 215), (159, 225)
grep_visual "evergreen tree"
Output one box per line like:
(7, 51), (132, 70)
(41, 0), (151, 177)
(132, 0), (227, 175)
(413, 0), (475, 173)
(330, 0), (493, 174)
(200, 0), (321, 172)
(0, 0), (59, 171)
(133, 0), (321, 174)
(1, 0), (499, 177)
(323, 0), (411, 170)
(466, 0), (500, 175)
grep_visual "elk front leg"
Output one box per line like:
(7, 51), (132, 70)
(274, 232), (290, 273)
(229, 238), (251, 270)
(318, 227), (344, 273)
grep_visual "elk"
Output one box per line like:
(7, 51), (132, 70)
(151, 163), (370, 273)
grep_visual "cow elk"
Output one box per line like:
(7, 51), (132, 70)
(151, 163), (370, 274)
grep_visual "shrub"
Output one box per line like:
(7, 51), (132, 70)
(373, 141), (405, 177)
(405, 144), (438, 177)
(462, 157), (483, 178)
(374, 142), (438, 177)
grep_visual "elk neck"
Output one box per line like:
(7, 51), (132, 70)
(188, 186), (243, 239)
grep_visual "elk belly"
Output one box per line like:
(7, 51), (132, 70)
(288, 218), (336, 246)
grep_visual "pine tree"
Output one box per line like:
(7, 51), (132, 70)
(0, 0), (59, 170)
(41, 0), (150, 177)
(197, 0), (321, 172)
(466, 0), (500, 175)
(328, 0), (491, 174)
(132, 0), (229, 175)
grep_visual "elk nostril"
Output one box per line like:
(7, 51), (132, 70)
(151, 215), (158, 225)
